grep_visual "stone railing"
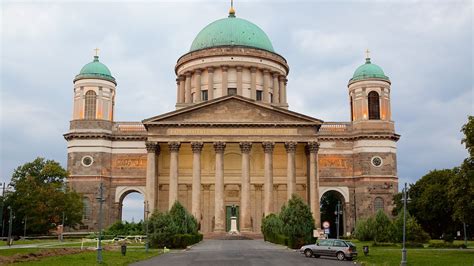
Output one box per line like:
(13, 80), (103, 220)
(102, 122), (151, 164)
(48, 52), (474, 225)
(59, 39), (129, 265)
(319, 122), (352, 133)
(113, 122), (146, 133)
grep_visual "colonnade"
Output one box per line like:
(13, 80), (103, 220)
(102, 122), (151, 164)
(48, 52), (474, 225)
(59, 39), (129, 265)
(175, 66), (288, 105)
(145, 140), (320, 232)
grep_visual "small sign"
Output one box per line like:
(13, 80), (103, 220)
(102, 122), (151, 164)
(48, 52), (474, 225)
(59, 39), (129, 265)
(324, 228), (330, 234)
(323, 221), (330, 229)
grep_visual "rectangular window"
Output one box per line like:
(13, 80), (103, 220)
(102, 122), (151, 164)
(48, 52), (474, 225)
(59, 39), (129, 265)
(256, 90), (263, 101)
(201, 90), (208, 101)
(228, 88), (237, 95)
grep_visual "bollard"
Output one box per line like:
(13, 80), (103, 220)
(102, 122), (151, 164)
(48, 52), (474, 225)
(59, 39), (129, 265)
(121, 244), (127, 256)
(363, 245), (369, 256)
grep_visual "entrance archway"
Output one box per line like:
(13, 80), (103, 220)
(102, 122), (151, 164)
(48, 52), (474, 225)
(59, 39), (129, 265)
(120, 192), (144, 222)
(320, 190), (345, 238)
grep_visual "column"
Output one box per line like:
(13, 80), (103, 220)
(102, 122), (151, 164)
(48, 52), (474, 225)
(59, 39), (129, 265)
(191, 142), (203, 220)
(273, 72), (280, 104)
(279, 75), (285, 105)
(221, 65), (228, 96)
(178, 75), (185, 103)
(236, 66), (243, 96)
(168, 141), (181, 210)
(307, 141), (320, 228)
(284, 141), (297, 200)
(213, 142), (226, 232)
(250, 67), (257, 100)
(262, 142), (275, 215)
(145, 142), (160, 212)
(207, 67), (214, 100)
(195, 69), (202, 102)
(263, 70), (270, 103)
(239, 142), (252, 231)
(185, 72), (192, 104)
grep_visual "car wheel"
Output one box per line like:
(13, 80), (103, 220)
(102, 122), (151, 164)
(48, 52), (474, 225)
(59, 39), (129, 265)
(336, 252), (345, 261)
(304, 249), (313, 258)
(314, 255), (320, 258)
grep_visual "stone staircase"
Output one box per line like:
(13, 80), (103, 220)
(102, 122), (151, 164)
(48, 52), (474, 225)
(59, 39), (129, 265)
(204, 232), (263, 240)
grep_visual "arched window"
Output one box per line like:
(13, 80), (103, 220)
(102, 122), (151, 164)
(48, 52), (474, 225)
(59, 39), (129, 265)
(374, 197), (384, 212)
(83, 197), (91, 220)
(368, 91), (380, 120)
(84, 91), (97, 119)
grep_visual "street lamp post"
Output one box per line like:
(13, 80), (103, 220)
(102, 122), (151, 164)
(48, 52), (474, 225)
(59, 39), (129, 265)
(334, 201), (343, 239)
(0, 183), (5, 237)
(144, 201), (150, 253)
(7, 206), (13, 246)
(401, 182), (410, 266)
(96, 183), (105, 264)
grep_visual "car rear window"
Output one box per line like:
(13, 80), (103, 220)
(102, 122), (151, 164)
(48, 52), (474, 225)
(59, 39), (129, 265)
(334, 240), (347, 247)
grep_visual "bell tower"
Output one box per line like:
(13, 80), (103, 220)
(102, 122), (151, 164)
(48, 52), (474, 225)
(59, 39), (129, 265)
(72, 49), (116, 122)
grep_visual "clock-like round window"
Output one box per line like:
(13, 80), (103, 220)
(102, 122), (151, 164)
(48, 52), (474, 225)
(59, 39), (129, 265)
(371, 156), (383, 167)
(81, 156), (94, 167)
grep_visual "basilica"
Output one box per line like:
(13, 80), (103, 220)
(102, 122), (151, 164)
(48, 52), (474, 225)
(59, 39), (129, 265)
(65, 6), (399, 236)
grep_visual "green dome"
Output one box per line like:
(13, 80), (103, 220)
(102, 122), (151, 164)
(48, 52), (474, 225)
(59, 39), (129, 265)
(74, 56), (116, 84)
(190, 13), (274, 52)
(350, 58), (389, 83)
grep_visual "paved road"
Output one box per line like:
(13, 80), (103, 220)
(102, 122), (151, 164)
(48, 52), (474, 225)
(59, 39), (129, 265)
(132, 239), (356, 266)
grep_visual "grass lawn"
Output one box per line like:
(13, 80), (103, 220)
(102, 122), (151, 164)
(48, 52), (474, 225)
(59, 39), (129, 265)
(351, 240), (474, 266)
(2, 248), (161, 265)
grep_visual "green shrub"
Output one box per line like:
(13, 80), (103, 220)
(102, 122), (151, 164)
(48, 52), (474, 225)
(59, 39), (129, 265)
(280, 195), (315, 249)
(354, 218), (375, 241)
(261, 213), (283, 242)
(405, 242), (425, 248)
(171, 233), (203, 248)
(104, 221), (144, 236)
(428, 242), (466, 249)
(390, 211), (430, 243)
(372, 242), (397, 247)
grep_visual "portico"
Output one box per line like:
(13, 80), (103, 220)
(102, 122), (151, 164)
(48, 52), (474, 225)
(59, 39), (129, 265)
(142, 95), (322, 233)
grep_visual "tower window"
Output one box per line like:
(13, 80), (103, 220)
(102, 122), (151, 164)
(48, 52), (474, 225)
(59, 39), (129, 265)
(368, 91), (380, 120)
(83, 197), (91, 220)
(201, 90), (208, 101)
(374, 197), (384, 212)
(84, 90), (97, 119)
(228, 88), (237, 95)
(256, 90), (263, 101)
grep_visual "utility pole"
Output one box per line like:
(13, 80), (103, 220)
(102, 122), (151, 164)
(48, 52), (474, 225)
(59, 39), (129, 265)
(145, 201), (150, 253)
(401, 182), (410, 266)
(0, 183), (5, 238)
(7, 206), (13, 246)
(335, 201), (342, 239)
(96, 183), (105, 263)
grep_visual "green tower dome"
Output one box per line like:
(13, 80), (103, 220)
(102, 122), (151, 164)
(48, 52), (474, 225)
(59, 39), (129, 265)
(190, 11), (275, 53)
(74, 56), (116, 84)
(350, 57), (389, 83)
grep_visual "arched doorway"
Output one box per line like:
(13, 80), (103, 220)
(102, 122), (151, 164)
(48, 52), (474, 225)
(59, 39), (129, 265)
(320, 190), (345, 238)
(118, 190), (144, 222)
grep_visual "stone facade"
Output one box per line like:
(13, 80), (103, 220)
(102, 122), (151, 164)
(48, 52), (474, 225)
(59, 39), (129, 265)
(65, 11), (399, 236)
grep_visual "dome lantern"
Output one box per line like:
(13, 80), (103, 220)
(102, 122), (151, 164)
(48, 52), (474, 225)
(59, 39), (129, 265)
(74, 54), (116, 85)
(349, 51), (389, 84)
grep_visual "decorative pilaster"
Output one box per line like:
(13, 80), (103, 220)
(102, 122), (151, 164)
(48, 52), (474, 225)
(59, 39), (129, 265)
(221, 65), (228, 96)
(273, 72), (280, 104)
(262, 142), (275, 215)
(191, 142), (204, 220)
(239, 142), (252, 231)
(213, 142), (226, 232)
(168, 141), (181, 210)
(207, 67), (214, 100)
(263, 69), (270, 103)
(195, 69), (202, 102)
(284, 141), (297, 200)
(250, 67), (257, 100)
(307, 141), (320, 228)
(178, 75), (185, 103)
(184, 72), (192, 104)
(236, 66), (243, 96)
(145, 142), (160, 212)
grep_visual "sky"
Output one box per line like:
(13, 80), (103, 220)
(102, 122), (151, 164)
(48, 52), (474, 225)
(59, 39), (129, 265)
(1, 0), (472, 222)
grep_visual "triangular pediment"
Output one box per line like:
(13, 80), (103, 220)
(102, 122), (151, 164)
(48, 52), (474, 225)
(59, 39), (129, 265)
(143, 95), (323, 126)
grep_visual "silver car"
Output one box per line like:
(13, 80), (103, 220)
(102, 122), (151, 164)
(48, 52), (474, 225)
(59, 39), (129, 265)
(300, 239), (357, 261)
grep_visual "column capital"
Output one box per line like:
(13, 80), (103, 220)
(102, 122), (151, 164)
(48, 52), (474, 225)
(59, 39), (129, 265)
(207, 66), (214, 73)
(185, 71), (192, 77)
(175, 78), (180, 85)
(262, 142), (275, 153)
(213, 142), (226, 153)
(239, 142), (252, 154)
(279, 74), (286, 81)
(284, 141), (297, 153)
(195, 69), (202, 75)
(254, 184), (263, 191)
(263, 69), (270, 74)
(221, 65), (229, 71)
(191, 142), (204, 153)
(168, 141), (181, 152)
(306, 141), (320, 153)
(250, 67), (258, 73)
(236, 65), (243, 72)
(145, 141), (160, 154)
(272, 72), (280, 78)
(178, 75), (186, 81)
(202, 184), (211, 190)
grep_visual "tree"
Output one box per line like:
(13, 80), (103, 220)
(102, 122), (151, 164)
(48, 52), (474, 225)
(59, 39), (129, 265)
(4, 157), (83, 235)
(279, 195), (315, 248)
(373, 210), (392, 243)
(390, 210), (430, 243)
